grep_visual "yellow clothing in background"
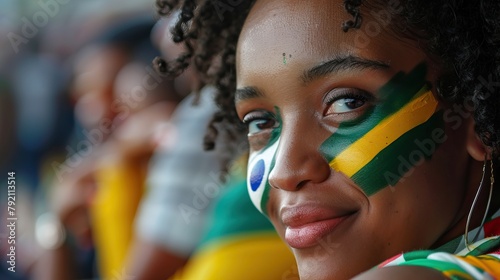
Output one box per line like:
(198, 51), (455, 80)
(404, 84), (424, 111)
(91, 160), (145, 279)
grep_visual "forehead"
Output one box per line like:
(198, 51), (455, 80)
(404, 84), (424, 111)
(235, 0), (425, 85)
(237, 0), (355, 74)
(242, 1), (352, 51)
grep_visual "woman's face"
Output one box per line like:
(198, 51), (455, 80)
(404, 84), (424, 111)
(235, 0), (481, 279)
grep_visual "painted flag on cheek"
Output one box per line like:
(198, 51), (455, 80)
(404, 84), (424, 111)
(320, 63), (444, 195)
(247, 139), (280, 214)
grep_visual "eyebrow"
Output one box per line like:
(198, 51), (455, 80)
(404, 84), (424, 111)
(301, 55), (390, 84)
(234, 55), (390, 103)
(234, 86), (264, 103)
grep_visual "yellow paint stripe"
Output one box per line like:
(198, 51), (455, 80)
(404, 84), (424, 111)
(329, 89), (438, 177)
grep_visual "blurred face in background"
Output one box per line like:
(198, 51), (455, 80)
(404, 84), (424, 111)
(113, 62), (168, 113)
(112, 61), (179, 122)
(71, 45), (129, 129)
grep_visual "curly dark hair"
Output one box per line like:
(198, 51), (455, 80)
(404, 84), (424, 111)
(154, 0), (500, 160)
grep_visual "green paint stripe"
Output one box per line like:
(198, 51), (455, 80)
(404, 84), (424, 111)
(260, 156), (275, 215)
(350, 112), (443, 196)
(320, 63), (428, 162)
(261, 184), (271, 216)
(255, 106), (282, 157)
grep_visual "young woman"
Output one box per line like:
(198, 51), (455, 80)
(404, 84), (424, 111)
(155, 0), (500, 279)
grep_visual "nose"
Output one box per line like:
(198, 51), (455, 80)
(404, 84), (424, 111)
(268, 125), (331, 191)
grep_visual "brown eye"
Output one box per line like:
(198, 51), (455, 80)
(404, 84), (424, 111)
(247, 119), (278, 135)
(331, 98), (365, 112)
(243, 110), (279, 135)
(242, 110), (280, 151)
(323, 88), (374, 119)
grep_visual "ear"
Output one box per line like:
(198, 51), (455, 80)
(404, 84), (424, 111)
(466, 119), (488, 161)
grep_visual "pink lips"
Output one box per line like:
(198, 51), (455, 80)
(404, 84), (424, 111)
(282, 206), (354, 249)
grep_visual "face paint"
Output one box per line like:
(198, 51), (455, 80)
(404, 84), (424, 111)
(247, 108), (282, 214)
(320, 63), (443, 195)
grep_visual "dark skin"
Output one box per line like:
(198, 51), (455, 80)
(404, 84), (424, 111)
(235, 0), (499, 279)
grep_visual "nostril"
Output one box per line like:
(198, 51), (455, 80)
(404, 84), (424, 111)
(296, 180), (308, 190)
(269, 182), (279, 189)
(268, 169), (303, 191)
(268, 154), (331, 191)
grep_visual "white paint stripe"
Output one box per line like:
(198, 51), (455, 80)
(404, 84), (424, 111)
(247, 139), (280, 213)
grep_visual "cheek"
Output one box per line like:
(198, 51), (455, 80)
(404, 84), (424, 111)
(320, 64), (445, 195)
(323, 92), (443, 195)
(267, 191), (287, 236)
(247, 139), (280, 214)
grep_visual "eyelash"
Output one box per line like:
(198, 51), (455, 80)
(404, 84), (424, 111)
(242, 111), (278, 130)
(323, 89), (372, 106)
(242, 110), (280, 150)
(240, 89), (374, 135)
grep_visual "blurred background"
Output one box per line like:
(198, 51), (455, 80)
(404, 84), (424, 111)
(0, 1), (177, 279)
(0, 1), (298, 280)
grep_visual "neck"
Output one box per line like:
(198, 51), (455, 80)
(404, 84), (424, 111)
(432, 158), (500, 249)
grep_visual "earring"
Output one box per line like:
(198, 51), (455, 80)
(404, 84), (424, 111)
(464, 155), (494, 251)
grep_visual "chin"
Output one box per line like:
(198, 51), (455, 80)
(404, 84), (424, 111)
(293, 243), (383, 280)
(297, 258), (362, 280)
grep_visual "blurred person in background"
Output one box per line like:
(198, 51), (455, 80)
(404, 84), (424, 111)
(33, 14), (184, 280)
(0, 2), (179, 280)
(121, 14), (225, 279)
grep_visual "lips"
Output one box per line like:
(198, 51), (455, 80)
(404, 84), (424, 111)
(282, 205), (356, 249)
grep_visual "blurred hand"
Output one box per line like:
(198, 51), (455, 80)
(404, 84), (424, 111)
(50, 161), (97, 247)
(111, 101), (176, 158)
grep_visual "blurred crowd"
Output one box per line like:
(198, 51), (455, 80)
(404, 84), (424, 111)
(0, 1), (296, 280)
